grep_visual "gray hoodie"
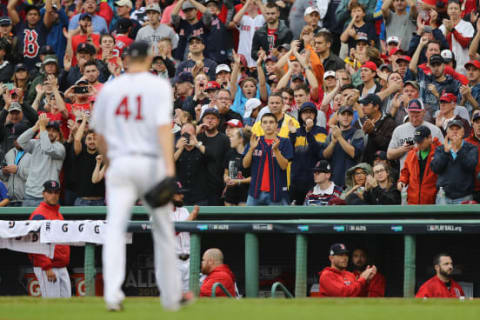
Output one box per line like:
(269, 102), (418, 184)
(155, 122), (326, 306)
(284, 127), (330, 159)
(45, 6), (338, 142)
(1, 147), (31, 201)
(17, 128), (65, 198)
(340, 162), (372, 200)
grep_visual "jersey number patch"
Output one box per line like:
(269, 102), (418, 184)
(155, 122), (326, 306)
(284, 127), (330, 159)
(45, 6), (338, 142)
(115, 96), (144, 120)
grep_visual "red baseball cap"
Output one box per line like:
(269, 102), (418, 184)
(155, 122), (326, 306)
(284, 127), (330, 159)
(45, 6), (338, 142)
(439, 92), (456, 103)
(226, 119), (243, 128)
(465, 60), (480, 69)
(205, 81), (221, 91)
(361, 61), (377, 72)
(397, 55), (411, 63)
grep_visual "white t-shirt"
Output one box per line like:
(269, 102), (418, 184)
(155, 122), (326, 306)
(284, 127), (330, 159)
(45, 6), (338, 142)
(91, 72), (173, 161)
(169, 206), (190, 255)
(238, 14), (265, 68)
(440, 20), (474, 75)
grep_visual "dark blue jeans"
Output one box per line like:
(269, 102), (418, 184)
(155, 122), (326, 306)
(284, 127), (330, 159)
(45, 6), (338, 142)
(74, 198), (105, 206)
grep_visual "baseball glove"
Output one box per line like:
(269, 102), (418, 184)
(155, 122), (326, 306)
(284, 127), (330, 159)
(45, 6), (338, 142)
(144, 177), (177, 208)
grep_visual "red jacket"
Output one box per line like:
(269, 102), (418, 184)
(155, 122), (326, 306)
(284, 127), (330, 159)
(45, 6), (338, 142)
(318, 267), (367, 297)
(399, 138), (441, 204)
(28, 202), (70, 270)
(200, 264), (236, 297)
(465, 134), (480, 192)
(353, 270), (386, 297)
(416, 275), (464, 298)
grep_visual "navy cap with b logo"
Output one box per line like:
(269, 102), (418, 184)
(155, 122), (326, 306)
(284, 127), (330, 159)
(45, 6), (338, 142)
(329, 243), (349, 256)
(43, 180), (61, 192)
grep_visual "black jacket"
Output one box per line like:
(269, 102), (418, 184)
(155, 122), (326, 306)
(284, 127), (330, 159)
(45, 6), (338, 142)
(362, 114), (397, 165)
(322, 53), (346, 72)
(251, 20), (293, 60)
(431, 141), (478, 199)
(364, 184), (401, 205)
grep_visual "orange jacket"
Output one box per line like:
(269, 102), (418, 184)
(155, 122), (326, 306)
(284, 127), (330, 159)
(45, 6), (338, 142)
(399, 138), (441, 204)
(465, 134), (480, 192)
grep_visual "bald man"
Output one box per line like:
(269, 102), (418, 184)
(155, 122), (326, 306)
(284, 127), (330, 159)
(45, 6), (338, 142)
(199, 248), (236, 297)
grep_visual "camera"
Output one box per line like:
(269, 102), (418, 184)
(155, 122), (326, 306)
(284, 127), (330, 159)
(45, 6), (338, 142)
(181, 132), (190, 144)
(406, 140), (414, 146)
(73, 86), (89, 94)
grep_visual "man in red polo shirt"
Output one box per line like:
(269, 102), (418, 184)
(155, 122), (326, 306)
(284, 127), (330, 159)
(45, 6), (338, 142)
(416, 253), (465, 298)
(319, 243), (377, 297)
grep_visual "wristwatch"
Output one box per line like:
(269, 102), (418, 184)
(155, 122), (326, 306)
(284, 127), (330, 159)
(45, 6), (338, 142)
(196, 141), (203, 148)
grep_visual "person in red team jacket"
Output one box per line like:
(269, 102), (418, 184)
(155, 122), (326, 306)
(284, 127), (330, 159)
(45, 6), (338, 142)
(319, 243), (377, 297)
(200, 248), (236, 297)
(416, 253), (465, 298)
(351, 248), (386, 297)
(28, 180), (71, 297)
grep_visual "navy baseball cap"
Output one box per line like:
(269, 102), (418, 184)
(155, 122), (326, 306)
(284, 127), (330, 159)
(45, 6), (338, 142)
(116, 17), (132, 32)
(300, 102), (316, 113)
(0, 16), (11, 26)
(313, 160), (331, 173)
(43, 180), (61, 192)
(14, 63), (28, 72)
(188, 35), (204, 44)
(175, 181), (187, 194)
(359, 93), (381, 107)
(330, 243), (349, 256)
(407, 99), (424, 112)
(338, 105), (354, 114)
(429, 54), (444, 65)
(447, 119), (464, 129)
(46, 121), (61, 131)
(292, 73), (305, 82)
(414, 125), (431, 143)
(77, 42), (96, 55)
(126, 40), (151, 58)
(176, 72), (194, 84)
(473, 112), (480, 122)
(39, 45), (55, 55)
(202, 108), (220, 118)
(80, 13), (93, 20)
(375, 150), (387, 160)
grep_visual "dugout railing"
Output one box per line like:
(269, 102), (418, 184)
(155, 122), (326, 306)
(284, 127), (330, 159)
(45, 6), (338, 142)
(1, 205), (480, 298)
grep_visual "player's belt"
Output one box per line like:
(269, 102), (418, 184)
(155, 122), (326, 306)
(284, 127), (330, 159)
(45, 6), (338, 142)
(128, 152), (157, 158)
(178, 254), (190, 261)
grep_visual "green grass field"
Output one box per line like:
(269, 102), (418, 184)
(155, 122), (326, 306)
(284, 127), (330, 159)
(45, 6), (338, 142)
(1, 297), (480, 320)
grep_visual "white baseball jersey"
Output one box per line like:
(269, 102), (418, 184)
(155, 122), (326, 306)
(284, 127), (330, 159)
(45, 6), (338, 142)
(91, 72), (173, 160)
(169, 206), (191, 255)
(237, 14), (265, 67)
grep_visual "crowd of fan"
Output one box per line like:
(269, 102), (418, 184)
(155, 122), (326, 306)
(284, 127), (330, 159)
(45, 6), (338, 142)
(0, 0), (479, 207)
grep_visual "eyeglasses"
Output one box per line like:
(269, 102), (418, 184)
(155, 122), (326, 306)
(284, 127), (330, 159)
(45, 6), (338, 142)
(374, 168), (386, 175)
(354, 171), (366, 176)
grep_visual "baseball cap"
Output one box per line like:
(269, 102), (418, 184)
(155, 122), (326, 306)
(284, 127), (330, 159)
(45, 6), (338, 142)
(397, 55), (411, 63)
(116, 18), (132, 32)
(265, 55), (278, 63)
(202, 108), (220, 119)
(292, 73), (305, 82)
(423, 25), (433, 33)
(379, 64), (392, 72)
(356, 34), (369, 43)
(429, 54), (444, 65)
(115, 0), (133, 7)
(75, 79), (89, 86)
(79, 13), (93, 20)
(359, 93), (381, 106)
(9, 122), (29, 140)
(329, 243), (349, 256)
(323, 70), (336, 80)
(176, 72), (194, 84)
(361, 61), (377, 72)
(407, 99), (424, 112)
(465, 60), (480, 69)
(182, 1), (195, 10)
(188, 35), (204, 44)
(386, 36), (399, 45)
(43, 55), (58, 66)
(205, 81), (220, 91)
(447, 119), (464, 129)
(439, 92), (456, 103)
(0, 16), (11, 26)
(300, 102), (317, 113)
(14, 63), (28, 72)
(216, 64), (231, 74)
(46, 121), (61, 131)
(43, 180), (61, 193)
(226, 119), (243, 128)
(244, 98), (262, 118)
(389, 47), (402, 56)
(39, 45), (55, 55)
(277, 43), (290, 51)
(175, 181), (186, 194)
(145, 3), (161, 13)
(473, 112), (480, 122)
(413, 125), (431, 143)
(375, 150), (387, 160)
(8, 102), (22, 113)
(304, 6), (320, 16)
(126, 40), (151, 58)
(313, 160), (331, 173)
(205, 0), (220, 7)
(404, 80), (419, 90)
(338, 105), (354, 114)
(441, 49), (453, 62)
(77, 42), (96, 55)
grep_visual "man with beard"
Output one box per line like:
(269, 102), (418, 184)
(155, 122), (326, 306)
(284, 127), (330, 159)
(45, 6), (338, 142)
(18, 114), (65, 207)
(200, 248), (236, 297)
(350, 248), (385, 297)
(72, 115), (104, 206)
(197, 108), (230, 205)
(215, 89), (243, 133)
(416, 254), (464, 298)
(70, 14), (100, 66)
(169, 182), (199, 293)
(175, 36), (217, 82)
(319, 243), (377, 297)
(68, 0), (109, 33)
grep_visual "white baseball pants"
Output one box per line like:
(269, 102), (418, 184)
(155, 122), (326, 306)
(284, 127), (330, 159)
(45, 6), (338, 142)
(176, 258), (190, 293)
(33, 267), (71, 298)
(103, 156), (182, 310)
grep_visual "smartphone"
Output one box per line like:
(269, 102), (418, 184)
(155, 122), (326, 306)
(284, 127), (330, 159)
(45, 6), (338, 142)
(181, 132), (190, 144)
(406, 140), (414, 146)
(4, 83), (14, 91)
(74, 86), (89, 94)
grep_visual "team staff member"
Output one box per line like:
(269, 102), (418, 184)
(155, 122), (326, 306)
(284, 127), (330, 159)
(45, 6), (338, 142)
(28, 180), (71, 298)
(416, 254), (465, 298)
(200, 248), (236, 297)
(351, 248), (386, 297)
(319, 243), (377, 297)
